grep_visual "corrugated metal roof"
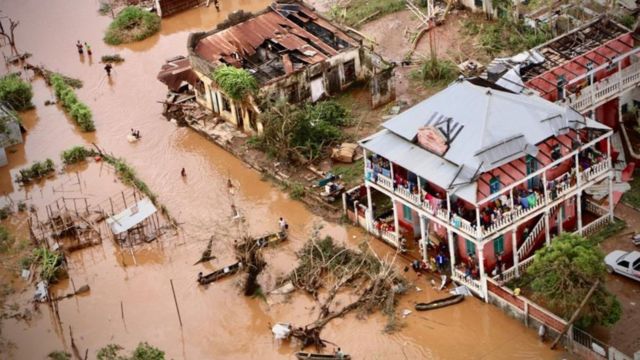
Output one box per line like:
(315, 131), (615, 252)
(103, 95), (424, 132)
(359, 130), (477, 203)
(381, 79), (603, 173)
(106, 198), (157, 235)
(194, 6), (357, 71)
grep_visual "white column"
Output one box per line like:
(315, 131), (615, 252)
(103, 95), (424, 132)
(512, 228), (519, 278)
(558, 204), (564, 235)
(542, 171), (549, 204)
(392, 199), (400, 245)
(608, 173), (615, 221)
(366, 185), (374, 231)
(478, 245), (488, 302)
(475, 206), (482, 238)
(420, 216), (428, 262)
(577, 192), (583, 234)
(575, 152), (581, 189)
(447, 229), (455, 273)
(544, 209), (551, 246)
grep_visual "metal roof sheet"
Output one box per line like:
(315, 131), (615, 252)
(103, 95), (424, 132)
(106, 198), (157, 235)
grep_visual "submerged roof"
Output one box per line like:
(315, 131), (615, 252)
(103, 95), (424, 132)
(191, 1), (358, 84)
(361, 79), (610, 203)
(106, 198), (157, 235)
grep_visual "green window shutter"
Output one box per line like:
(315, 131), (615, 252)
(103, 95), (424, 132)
(465, 239), (476, 255)
(403, 204), (412, 221)
(490, 176), (500, 194)
(494, 235), (504, 254)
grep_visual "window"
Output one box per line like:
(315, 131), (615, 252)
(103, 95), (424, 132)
(248, 110), (257, 132)
(465, 239), (476, 255)
(526, 155), (538, 189)
(551, 145), (562, 160)
(221, 95), (231, 112)
(343, 59), (356, 84)
(494, 235), (504, 255)
(403, 205), (413, 221)
(489, 176), (500, 194)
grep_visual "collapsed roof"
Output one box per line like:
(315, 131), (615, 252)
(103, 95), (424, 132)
(189, 1), (359, 84)
(485, 16), (638, 101)
(359, 79), (610, 203)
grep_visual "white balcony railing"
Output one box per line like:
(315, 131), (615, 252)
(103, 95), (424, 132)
(580, 214), (611, 237)
(567, 61), (640, 112)
(375, 172), (393, 191)
(496, 255), (536, 283)
(453, 268), (483, 296)
(581, 160), (609, 183)
(451, 215), (477, 237)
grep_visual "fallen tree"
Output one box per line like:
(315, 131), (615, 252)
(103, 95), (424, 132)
(283, 230), (407, 350)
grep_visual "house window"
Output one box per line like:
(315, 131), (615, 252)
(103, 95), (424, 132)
(494, 235), (504, 255)
(551, 145), (562, 160)
(526, 155), (538, 189)
(343, 59), (356, 84)
(248, 110), (257, 132)
(403, 205), (413, 221)
(221, 95), (231, 112)
(489, 176), (500, 194)
(466, 239), (476, 255)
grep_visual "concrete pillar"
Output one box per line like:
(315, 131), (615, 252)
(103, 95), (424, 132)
(544, 210), (551, 246)
(608, 173), (615, 222)
(577, 192), (583, 234)
(512, 228), (519, 278)
(478, 245), (488, 301)
(420, 215), (428, 262)
(475, 206), (482, 238)
(392, 199), (400, 246)
(447, 229), (455, 272)
(558, 204), (563, 235)
(366, 185), (374, 231)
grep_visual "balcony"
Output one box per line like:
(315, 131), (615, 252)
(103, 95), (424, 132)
(566, 61), (640, 113)
(452, 268), (483, 296)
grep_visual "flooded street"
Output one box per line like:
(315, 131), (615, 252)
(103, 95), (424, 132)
(0, 0), (565, 358)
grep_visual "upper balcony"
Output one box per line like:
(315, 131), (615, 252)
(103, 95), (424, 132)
(564, 59), (640, 113)
(365, 141), (611, 240)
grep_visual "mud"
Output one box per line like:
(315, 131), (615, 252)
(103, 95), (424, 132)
(0, 0), (564, 358)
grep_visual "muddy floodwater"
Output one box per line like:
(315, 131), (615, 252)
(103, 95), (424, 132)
(0, 0), (566, 358)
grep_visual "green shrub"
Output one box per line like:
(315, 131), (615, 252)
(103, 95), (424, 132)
(61, 146), (90, 165)
(212, 65), (258, 100)
(101, 54), (125, 63)
(211, 65), (258, 101)
(50, 74), (95, 132)
(15, 158), (55, 183)
(0, 74), (34, 111)
(104, 6), (161, 45)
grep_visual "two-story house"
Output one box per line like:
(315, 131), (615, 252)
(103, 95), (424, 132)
(349, 78), (613, 300)
(185, 0), (394, 135)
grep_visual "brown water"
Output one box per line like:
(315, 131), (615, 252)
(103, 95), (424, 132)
(0, 1), (566, 358)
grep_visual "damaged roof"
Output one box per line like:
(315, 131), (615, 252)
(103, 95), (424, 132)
(191, 1), (359, 83)
(157, 56), (199, 92)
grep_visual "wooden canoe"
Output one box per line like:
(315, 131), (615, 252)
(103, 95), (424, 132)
(295, 352), (351, 360)
(255, 231), (287, 248)
(415, 294), (464, 311)
(197, 262), (243, 285)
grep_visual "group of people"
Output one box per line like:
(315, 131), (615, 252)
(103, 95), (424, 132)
(75, 40), (92, 56)
(75, 40), (116, 77)
(130, 128), (141, 139)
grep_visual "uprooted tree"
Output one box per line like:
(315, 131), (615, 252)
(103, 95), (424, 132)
(525, 232), (621, 328)
(254, 99), (349, 163)
(281, 229), (407, 350)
